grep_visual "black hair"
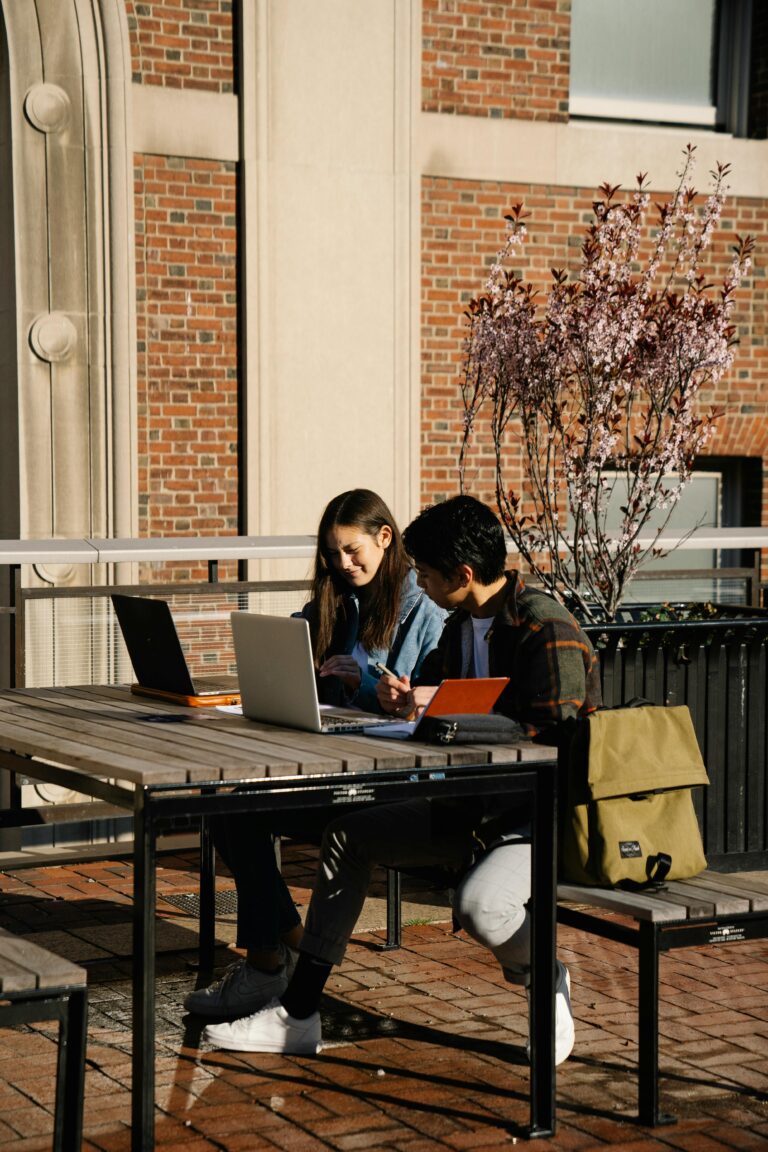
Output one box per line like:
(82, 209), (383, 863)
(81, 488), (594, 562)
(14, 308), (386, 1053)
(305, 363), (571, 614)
(402, 495), (507, 585)
(309, 489), (409, 661)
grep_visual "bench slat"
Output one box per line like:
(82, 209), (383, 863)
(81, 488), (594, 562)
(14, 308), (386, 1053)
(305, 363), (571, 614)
(558, 869), (767, 924)
(556, 883), (690, 922)
(659, 882), (748, 916)
(0, 954), (46, 993)
(649, 886), (717, 917)
(0, 929), (86, 991)
(691, 871), (768, 905)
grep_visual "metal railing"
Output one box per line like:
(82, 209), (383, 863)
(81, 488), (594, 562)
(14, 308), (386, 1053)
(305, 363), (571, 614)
(0, 535), (317, 690)
(1, 526), (765, 680)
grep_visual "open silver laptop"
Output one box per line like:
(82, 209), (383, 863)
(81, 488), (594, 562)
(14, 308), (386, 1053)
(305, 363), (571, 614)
(230, 612), (400, 733)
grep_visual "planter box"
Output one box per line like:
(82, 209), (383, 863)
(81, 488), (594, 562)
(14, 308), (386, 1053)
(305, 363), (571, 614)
(581, 605), (768, 872)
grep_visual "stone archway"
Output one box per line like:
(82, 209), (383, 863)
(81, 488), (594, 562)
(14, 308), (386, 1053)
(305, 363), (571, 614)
(0, 0), (136, 691)
(0, 0), (136, 549)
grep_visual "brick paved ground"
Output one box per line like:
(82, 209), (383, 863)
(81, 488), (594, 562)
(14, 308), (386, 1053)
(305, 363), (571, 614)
(1, 843), (767, 1151)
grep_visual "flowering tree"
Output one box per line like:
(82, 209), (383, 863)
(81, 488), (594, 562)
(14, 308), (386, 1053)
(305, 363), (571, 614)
(459, 145), (754, 622)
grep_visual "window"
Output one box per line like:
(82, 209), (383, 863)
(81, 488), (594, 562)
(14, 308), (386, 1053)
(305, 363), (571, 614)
(594, 458), (761, 604)
(569, 0), (754, 136)
(590, 471), (718, 603)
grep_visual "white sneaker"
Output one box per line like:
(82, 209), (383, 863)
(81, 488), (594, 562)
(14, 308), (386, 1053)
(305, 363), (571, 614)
(184, 944), (297, 1018)
(526, 961), (574, 1067)
(203, 997), (321, 1054)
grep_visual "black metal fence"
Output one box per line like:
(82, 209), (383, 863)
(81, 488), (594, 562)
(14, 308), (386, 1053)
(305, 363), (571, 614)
(583, 607), (768, 871)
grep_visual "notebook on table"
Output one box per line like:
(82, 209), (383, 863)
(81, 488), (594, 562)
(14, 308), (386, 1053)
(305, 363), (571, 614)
(362, 674), (511, 739)
(230, 610), (509, 736)
(111, 594), (241, 707)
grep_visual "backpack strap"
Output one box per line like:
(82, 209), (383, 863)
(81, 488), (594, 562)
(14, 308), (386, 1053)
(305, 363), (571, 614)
(618, 851), (672, 892)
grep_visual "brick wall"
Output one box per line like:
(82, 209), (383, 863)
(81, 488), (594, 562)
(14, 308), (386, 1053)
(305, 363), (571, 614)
(128, 2), (238, 581)
(422, 0), (570, 121)
(420, 176), (768, 523)
(122, 0), (768, 576)
(125, 0), (234, 91)
(134, 153), (239, 579)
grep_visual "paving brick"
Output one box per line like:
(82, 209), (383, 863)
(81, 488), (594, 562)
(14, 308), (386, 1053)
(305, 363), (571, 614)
(1, 846), (768, 1151)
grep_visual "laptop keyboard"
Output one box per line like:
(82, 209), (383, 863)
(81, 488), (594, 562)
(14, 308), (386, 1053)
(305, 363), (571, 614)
(320, 714), (398, 733)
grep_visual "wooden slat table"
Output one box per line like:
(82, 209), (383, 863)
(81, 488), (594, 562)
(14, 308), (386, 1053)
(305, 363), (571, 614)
(0, 686), (558, 1150)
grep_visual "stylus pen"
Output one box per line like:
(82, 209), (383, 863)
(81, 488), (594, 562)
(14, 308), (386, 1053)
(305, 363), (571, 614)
(375, 661), (416, 719)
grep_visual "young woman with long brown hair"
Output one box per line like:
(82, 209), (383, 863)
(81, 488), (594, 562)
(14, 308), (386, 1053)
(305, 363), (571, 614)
(184, 489), (445, 1019)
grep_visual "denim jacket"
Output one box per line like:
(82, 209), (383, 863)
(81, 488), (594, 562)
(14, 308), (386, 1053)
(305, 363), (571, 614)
(297, 567), (446, 712)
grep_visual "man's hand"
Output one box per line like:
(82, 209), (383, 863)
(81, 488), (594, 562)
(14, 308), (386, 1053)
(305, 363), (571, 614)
(376, 676), (438, 720)
(376, 671), (413, 716)
(319, 654), (362, 692)
(409, 685), (439, 715)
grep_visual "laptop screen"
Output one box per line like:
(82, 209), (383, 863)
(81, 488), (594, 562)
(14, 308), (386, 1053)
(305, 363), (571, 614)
(231, 612), (334, 732)
(112, 594), (197, 696)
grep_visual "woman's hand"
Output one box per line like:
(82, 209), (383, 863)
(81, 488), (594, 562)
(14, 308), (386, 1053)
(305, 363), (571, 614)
(318, 654), (362, 692)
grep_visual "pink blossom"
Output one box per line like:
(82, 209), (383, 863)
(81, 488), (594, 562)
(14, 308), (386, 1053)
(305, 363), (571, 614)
(458, 146), (755, 622)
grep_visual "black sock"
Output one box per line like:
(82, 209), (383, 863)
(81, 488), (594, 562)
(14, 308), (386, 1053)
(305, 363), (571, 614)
(280, 952), (332, 1019)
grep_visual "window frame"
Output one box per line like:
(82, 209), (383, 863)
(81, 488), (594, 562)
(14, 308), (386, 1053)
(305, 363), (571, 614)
(568, 0), (755, 137)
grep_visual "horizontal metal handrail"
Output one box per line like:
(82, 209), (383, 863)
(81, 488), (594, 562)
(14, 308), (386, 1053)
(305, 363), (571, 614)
(0, 535), (317, 565)
(15, 578), (311, 602)
(0, 524), (765, 565)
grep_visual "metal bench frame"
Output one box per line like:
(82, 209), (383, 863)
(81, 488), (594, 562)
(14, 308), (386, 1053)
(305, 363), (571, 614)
(556, 872), (768, 1125)
(385, 868), (768, 1126)
(0, 933), (88, 1152)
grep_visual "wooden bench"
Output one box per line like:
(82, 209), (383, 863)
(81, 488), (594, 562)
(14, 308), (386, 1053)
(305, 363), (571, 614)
(385, 869), (768, 1125)
(0, 928), (88, 1151)
(557, 871), (768, 1125)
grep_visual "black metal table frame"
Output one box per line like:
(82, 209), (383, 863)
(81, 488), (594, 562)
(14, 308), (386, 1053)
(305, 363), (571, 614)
(0, 753), (558, 1151)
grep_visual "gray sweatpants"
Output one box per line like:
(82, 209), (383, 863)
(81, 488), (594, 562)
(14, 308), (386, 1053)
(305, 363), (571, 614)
(299, 798), (532, 984)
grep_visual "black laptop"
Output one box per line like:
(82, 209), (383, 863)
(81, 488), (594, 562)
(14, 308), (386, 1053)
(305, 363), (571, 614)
(111, 594), (240, 707)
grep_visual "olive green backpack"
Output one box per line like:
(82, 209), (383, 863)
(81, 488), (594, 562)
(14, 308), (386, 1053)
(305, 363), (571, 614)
(560, 702), (709, 889)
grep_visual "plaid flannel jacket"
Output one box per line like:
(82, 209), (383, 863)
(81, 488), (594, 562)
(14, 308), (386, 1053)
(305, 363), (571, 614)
(416, 571), (602, 738)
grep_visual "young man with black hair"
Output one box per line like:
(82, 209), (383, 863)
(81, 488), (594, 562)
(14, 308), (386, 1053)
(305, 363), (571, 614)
(391, 495), (600, 733)
(203, 495), (601, 1062)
